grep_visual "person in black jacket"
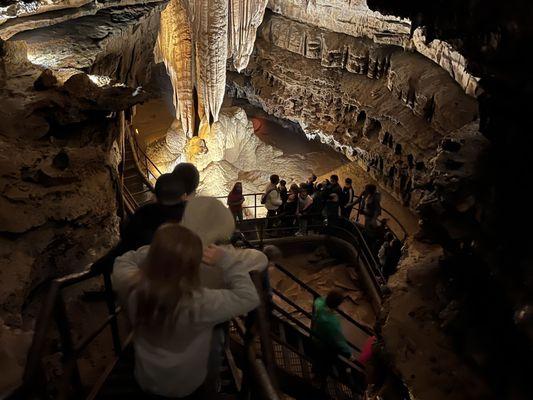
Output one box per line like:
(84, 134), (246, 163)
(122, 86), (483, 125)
(119, 173), (187, 251)
(340, 177), (356, 219)
(92, 163), (200, 273)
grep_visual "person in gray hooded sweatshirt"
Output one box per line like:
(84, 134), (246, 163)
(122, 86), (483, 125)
(112, 197), (268, 398)
(180, 196), (269, 393)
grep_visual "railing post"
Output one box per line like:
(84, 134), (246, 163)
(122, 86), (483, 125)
(249, 271), (277, 389)
(103, 271), (121, 356)
(254, 194), (257, 219)
(54, 294), (83, 399)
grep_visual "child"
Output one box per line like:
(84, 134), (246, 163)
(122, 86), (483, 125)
(112, 223), (263, 398)
(311, 290), (355, 388)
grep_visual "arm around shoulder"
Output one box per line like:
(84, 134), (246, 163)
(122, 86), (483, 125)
(195, 268), (260, 325)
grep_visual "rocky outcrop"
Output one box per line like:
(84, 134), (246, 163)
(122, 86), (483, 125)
(227, 12), (479, 218)
(7, 2), (165, 86)
(0, 1), (162, 391)
(267, 0), (410, 48)
(0, 1), (165, 41)
(380, 240), (493, 400)
(266, 0), (479, 95)
(259, 14), (398, 79)
(412, 28), (480, 97)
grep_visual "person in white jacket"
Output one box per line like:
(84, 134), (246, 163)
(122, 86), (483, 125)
(112, 223), (266, 398)
(263, 174), (282, 216)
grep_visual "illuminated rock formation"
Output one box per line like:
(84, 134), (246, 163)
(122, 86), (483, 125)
(157, 0), (194, 136)
(156, 0), (268, 132)
(146, 107), (344, 205)
(192, 0), (228, 123)
(229, 0), (268, 72)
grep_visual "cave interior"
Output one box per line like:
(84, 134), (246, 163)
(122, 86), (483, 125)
(0, 1), (532, 399)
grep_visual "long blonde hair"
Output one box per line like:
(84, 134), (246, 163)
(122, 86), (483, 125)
(132, 223), (202, 327)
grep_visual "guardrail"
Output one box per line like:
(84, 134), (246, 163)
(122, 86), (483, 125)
(15, 265), (124, 400)
(126, 125), (162, 190)
(215, 192), (408, 242)
(233, 213), (386, 301)
(231, 228), (376, 342)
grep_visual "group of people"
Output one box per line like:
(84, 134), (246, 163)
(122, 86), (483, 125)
(226, 172), (401, 277)
(227, 173), (382, 233)
(101, 164), (364, 399)
(101, 164), (264, 398)
(92, 158), (412, 400)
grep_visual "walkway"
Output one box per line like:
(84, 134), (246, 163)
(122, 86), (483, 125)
(319, 160), (420, 236)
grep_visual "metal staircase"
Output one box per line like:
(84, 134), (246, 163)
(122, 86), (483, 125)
(10, 113), (402, 400)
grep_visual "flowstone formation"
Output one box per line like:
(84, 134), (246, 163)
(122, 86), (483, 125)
(146, 106), (342, 208)
(156, 0), (268, 136)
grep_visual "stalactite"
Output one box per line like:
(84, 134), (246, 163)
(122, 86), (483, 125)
(229, 0), (268, 72)
(158, 0), (268, 132)
(192, 0), (228, 123)
(157, 0), (195, 137)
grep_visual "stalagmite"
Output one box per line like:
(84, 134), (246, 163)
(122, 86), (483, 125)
(157, 0), (195, 137)
(229, 0), (269, 72)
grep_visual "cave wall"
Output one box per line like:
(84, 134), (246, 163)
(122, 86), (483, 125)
(0, 1), (166, 393)
(226, 5), (507, 400)
(366, 1), (533, 399)
(227, 11), (481, 235)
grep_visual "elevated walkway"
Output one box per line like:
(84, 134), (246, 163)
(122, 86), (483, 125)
(10, 118), (412, 400)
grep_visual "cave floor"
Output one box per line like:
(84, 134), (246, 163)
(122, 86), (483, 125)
(271, 246), (375, 350)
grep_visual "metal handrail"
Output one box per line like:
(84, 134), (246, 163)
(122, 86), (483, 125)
(325, 219), (386, 283)
(273, 263), (375, 336)
(270, 303), (365, 373)
(272, 289), (366, 359)
(234, 214), (385, 299)
(215, 191), (408, 241)
(17, 263), (123, 399)
(125, 125), (162, 189)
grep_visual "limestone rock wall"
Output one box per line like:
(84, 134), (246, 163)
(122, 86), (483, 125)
(267, 0), (411, 48)
(227, 12), (480, 221)
(266, 0), (479, 95)
(0, 2), (163, 393)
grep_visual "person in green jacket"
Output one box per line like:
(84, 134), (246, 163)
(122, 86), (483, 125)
(311, 290), (354, 386)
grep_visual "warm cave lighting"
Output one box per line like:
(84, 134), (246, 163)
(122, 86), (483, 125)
(251, 117), (264, 133)
(25, 49), (58, 69)
(88, 74), (111, 87)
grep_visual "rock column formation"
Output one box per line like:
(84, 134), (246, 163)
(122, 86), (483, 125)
(156, 0), (268, 136)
